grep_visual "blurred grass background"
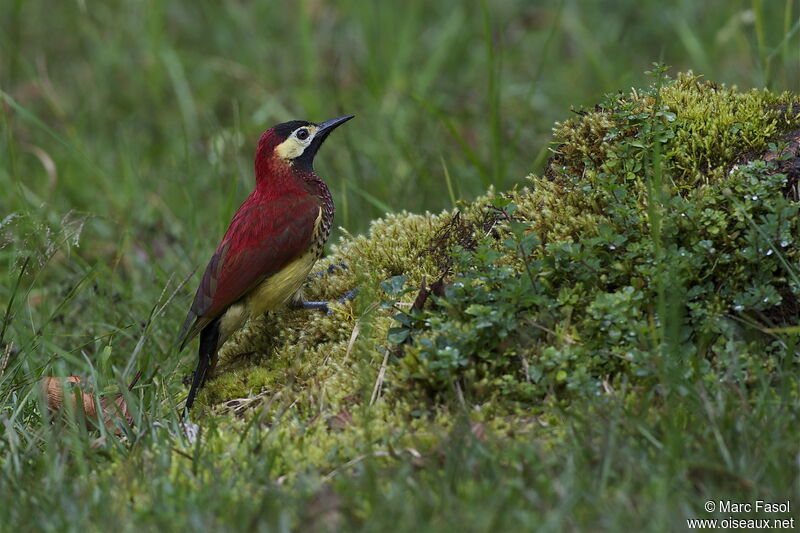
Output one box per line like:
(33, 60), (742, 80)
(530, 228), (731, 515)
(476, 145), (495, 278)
(0, 1), (799, 529)
(3, 0), (798, 233)
(3, 0), (797, 363)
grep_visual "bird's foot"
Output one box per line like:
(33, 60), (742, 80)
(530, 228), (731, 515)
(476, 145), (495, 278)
(298, 300), (330, 313)
(313, 261), (349, 277)
(338, 288), (359, 303)
(294, 288), (359, 315)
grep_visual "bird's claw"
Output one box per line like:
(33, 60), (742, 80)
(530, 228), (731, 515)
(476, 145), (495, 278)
(338, 288), (359, 303)
(313, 262), (349, 277)
(299, 300), (330, 314)
(297, 288), (359, 315)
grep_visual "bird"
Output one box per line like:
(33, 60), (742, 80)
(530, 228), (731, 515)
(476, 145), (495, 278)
(178, 115), (354, 412)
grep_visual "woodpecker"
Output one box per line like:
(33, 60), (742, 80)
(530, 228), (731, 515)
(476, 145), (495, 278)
(178, 115), (354, 411)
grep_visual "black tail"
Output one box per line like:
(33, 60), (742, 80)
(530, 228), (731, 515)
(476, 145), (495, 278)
(184, 318), (220, 414)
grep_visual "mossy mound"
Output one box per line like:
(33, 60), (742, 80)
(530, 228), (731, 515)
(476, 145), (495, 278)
(195, 73), (800, 475)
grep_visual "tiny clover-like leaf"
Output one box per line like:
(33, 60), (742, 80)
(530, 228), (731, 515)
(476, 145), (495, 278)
(508, 220), (531, 239)
(380, 275), (409, 297)
(392, 312), (412, 327)
(656, 110), (676, 122)
(520, 233), (540, 255)
(387, 327), (411, 344)
(492, 196), (513, 209)
(644, 62), (670, 76)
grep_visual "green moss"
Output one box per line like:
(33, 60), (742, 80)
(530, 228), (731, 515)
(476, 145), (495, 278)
(197, 72), (800, 474)
(550, 72), (799, 186)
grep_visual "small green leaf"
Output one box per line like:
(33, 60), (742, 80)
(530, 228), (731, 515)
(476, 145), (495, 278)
(492, 196), (512, 208)
(380, 275), (408, 296)
(388, 327), (411, 344)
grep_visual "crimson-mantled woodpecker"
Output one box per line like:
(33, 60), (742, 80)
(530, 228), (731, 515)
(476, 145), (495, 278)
(178, 115), (354, 411)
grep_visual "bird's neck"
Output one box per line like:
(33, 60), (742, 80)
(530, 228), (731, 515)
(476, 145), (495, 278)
(301, 172), (333, 210)
(254, 160), (332, 209)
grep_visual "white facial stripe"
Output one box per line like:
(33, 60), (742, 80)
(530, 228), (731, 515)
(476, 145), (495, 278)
(275, 125), (320, 161)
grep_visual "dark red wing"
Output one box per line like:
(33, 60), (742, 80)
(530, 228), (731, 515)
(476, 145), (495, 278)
(178, 194), (321, 348)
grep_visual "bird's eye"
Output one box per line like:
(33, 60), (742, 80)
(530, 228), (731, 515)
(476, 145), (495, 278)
(296, 128), (310, 141)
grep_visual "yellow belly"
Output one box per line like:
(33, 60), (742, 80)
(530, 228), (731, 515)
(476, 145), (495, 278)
(217, 250), (318, 345)
(247, 250), (318, 315)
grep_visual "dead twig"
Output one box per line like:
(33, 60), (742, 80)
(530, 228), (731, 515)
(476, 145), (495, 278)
(370, 348), (390, 405)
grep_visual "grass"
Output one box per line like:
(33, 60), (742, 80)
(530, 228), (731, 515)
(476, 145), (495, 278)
(1, 1), (799, 531)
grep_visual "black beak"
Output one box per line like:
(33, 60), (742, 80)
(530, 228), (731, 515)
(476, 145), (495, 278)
(314, 115), (355, 144)
(297, 115), (354, 172)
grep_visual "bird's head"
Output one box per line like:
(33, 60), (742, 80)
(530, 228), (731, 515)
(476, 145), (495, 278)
(255, 115), (354, 180)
